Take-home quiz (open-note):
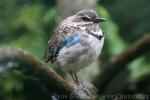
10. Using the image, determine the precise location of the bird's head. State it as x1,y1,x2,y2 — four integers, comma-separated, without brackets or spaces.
73,9,105,25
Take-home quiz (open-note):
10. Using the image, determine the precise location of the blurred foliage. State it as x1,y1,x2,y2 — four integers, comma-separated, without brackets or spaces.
0,70,24,100
0,0,57,99
100,0,150,81
97,2,150,89
0,70,50,100
0,0,57,58
103,0,150,42
0,0,149,99
95,5,127,57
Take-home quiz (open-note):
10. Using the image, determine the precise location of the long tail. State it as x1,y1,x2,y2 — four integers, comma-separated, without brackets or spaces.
44,58,50,63
44,59,67,79
53,67,67,79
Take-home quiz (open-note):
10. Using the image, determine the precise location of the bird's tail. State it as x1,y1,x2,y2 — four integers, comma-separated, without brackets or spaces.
53,67,67,79
44,57,67,79
44,58,50,63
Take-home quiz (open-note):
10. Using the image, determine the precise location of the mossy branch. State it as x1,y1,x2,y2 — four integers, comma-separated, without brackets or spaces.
0,48,82,100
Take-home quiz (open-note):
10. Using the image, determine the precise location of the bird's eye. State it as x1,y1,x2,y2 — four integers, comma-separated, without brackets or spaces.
82,17,91,21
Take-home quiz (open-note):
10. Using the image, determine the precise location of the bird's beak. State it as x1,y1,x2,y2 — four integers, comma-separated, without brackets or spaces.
93,17,106,23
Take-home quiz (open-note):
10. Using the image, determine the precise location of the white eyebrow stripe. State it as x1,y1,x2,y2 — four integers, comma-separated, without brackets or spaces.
80,15,90,19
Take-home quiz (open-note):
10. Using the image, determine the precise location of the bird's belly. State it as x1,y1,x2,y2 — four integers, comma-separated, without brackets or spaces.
55,36,104,73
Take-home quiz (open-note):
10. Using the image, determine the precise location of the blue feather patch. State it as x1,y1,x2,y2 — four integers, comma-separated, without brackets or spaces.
65,32,81,47
51,32,81,59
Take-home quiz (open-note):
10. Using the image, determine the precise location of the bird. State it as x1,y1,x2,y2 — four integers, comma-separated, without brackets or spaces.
44,9,105,86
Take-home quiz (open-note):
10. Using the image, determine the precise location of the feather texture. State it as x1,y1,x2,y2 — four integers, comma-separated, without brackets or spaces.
44,23,80,63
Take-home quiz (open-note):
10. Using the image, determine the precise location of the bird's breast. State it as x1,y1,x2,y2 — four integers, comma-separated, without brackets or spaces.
81,32,104,59
54,31,104,73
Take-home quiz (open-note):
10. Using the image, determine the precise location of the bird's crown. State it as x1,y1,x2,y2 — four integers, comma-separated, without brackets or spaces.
75,9,105,23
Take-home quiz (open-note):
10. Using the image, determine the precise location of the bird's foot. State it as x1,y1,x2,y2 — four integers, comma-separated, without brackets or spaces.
74,82,93,97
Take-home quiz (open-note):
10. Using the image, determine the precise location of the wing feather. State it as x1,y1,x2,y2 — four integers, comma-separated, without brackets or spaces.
44,25,79,63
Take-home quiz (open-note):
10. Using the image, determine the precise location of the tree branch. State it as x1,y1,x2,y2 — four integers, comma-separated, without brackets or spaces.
95,34,150,94
0,48,81,100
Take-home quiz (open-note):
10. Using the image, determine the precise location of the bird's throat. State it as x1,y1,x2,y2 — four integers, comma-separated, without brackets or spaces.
86,29,103,40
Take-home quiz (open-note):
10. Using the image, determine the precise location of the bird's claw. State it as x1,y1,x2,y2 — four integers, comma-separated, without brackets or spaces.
74,83,92,97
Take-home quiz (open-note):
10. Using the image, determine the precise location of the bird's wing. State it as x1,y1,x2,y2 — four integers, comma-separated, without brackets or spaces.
44,25,80,63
